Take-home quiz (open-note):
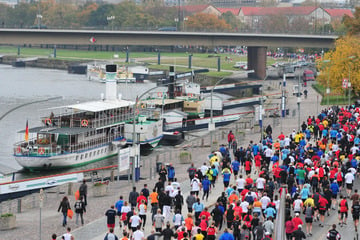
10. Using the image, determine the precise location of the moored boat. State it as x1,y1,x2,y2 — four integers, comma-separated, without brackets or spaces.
13,65,162,170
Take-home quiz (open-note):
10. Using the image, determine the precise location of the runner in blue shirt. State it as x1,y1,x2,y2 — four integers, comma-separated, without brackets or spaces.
231,160,240,180
201,176,211,201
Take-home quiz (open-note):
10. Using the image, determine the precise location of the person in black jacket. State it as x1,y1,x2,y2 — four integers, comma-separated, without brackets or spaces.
211,202,223,230
174,190,184,213
58,196,71,227
129,187,139,208
79,179,88,206
74,196,86,225
162,223,174,240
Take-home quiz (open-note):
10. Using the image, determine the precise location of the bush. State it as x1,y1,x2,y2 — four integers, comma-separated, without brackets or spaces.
179,151,192,164
93,180,109,187
0,213,13,218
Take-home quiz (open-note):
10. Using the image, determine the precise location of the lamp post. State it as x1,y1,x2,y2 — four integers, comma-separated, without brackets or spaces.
322,59,331,106
210,77,227,151
174,18,179,30
297,96,301,132
347,56,355,107
132,82,175,187
36,14,42,29
183,17,188,31
107,16,115,30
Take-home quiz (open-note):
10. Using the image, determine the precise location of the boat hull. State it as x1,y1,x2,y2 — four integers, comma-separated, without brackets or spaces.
15,144,120,171
159,132,184,146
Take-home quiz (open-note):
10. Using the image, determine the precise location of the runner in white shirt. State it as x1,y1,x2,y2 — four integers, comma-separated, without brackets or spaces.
132,227,145,240
256,177,266,191
200,163,209,176
260,193,271,210
304,158,312,166
165,183,174,195
62,227,74,240
236,175,246,191
351,146,359,154
240,201,249,213
191,177,201,196
293,196,303,213
284,136,291,147
345,170,355,196
130,213,142,232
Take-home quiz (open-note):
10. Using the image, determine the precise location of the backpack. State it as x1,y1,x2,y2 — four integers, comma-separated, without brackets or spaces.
245,195,254,204
328,229,339,240
305,207,313,218
254,226,265,240
75,201,83,213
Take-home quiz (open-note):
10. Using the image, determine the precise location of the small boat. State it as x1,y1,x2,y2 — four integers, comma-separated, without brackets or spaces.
159,131,184,146
87,63,146,83
124,115,163,155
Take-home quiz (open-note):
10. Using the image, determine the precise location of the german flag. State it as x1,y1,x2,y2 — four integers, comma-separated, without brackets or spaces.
25,120,29,142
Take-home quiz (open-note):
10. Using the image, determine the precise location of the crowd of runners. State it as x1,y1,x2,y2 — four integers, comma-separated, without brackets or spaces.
58,105,360,240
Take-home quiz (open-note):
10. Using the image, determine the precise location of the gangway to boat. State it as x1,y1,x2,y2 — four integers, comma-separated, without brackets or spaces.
200,83,262,94
15,57,39,62
13,57,39,67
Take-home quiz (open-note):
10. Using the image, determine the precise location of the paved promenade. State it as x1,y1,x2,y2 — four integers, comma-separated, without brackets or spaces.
1,77,325,240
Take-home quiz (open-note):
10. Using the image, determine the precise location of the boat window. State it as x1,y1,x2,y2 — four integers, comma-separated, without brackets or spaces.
85,153,88,158
76,156,79,161
38,134,50,145
101,149,103,153
97,150,100,155
89,152,92,157
81,154,83,160
93,151,96,156
110,146,113,151
104,149,107,153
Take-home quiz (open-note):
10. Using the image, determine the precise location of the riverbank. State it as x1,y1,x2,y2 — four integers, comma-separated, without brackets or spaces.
0,76,322,239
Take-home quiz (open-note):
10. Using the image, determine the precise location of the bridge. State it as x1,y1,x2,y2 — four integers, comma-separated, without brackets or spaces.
0,29,337,79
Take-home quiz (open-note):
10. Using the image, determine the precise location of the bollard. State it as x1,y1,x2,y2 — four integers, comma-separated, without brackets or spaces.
110,169,115,182
68,182,73,195
150,157,153,180
201,138,204,147
33,195,36,208
17,199,21,213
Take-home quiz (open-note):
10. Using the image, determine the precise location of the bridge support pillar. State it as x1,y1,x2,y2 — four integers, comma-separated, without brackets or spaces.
247,46,267,79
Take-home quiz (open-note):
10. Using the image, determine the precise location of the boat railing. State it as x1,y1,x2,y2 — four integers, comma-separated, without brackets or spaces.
68,133,123,152
40,113,134,129
90,113,133,128
14,133,124,156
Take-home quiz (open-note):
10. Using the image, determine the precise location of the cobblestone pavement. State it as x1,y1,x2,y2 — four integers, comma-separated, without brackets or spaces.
1,77,323,240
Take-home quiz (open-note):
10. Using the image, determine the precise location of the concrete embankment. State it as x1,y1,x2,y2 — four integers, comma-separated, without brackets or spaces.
0,55,88,71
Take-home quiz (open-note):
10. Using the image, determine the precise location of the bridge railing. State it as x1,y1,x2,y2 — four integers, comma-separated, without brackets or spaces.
274,185,287,240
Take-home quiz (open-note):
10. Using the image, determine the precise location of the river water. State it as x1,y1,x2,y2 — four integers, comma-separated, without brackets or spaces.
0,65,157,177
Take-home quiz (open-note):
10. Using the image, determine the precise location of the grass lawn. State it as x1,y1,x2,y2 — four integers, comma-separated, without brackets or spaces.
312,83,353,105
0,45,277,78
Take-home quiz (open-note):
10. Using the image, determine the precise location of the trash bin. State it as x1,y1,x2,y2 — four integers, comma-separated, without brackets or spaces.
156,162,163,173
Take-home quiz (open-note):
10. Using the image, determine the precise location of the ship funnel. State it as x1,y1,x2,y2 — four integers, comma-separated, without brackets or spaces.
168,66,175,99
105,64,117,100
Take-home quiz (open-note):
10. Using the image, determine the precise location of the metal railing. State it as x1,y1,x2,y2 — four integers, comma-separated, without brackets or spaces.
274,185,287,240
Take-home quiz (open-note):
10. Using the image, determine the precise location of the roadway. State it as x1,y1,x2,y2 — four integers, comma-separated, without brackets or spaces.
0,29,336,48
